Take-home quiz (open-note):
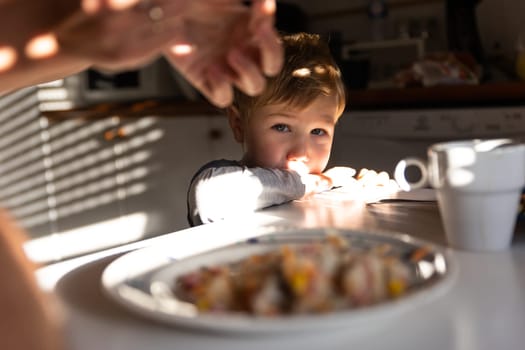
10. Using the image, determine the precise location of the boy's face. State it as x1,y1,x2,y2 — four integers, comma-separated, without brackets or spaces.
233,94,340,174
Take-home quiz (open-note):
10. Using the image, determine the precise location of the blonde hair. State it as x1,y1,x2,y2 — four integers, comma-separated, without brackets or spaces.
229,32,346,119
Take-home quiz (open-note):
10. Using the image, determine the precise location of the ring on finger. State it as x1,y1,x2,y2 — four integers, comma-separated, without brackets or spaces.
136,0,164,22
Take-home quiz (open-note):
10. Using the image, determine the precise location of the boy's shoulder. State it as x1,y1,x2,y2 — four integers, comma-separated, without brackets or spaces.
190,159,241,183
196,159,241,173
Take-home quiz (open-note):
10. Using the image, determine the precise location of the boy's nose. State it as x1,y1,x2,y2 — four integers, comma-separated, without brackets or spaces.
287,155,308,164
287,144,309,163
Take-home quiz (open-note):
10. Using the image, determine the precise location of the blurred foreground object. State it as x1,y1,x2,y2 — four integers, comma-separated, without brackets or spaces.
0,209,65,350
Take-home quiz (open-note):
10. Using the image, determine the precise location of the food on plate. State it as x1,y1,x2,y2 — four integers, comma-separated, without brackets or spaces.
174,233,420,316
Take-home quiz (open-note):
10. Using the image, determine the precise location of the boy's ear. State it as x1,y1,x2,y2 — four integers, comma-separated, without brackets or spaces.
227,106,244,143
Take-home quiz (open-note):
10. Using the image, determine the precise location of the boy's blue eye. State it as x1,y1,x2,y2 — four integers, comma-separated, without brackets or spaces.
311,128,327,136
272,124,290,132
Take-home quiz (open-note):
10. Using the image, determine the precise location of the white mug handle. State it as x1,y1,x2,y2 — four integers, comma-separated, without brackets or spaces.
394,157,429,191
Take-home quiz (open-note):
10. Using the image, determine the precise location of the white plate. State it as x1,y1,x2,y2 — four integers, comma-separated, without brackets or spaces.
102,227,456,334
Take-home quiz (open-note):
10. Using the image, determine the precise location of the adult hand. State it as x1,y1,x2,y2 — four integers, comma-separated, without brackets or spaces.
1,0,283,107
163,0,283,107
54,0,188,70
55,0,283,108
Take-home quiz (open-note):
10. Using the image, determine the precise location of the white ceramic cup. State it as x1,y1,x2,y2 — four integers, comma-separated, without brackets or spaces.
394,138,525,252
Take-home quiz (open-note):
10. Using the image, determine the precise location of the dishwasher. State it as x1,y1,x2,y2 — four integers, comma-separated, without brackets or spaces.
329,105,525,176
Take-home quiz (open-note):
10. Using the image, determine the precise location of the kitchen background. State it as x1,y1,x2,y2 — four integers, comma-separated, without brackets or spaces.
1,0,525,263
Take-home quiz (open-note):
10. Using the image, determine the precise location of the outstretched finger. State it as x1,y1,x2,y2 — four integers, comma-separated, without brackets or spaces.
250,0,283,76
202,65,234,108
227,48,266,96
164,45,232,108
256,24,283,76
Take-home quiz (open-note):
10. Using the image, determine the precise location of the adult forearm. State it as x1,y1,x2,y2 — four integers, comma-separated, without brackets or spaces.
0,0,86,94
0,55,90,95
0,0,80,42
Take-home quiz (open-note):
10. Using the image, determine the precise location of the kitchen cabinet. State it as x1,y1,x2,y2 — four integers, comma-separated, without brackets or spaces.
0,89,240,262
18,115,136,261
47,117,124,235
42,113,239,260
118,114,241,239
0,88,55,239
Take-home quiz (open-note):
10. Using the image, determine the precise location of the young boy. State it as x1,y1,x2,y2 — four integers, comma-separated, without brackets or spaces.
187,32,392,226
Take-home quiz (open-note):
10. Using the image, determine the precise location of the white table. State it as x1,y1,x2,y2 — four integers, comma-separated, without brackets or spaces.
37,190,525,350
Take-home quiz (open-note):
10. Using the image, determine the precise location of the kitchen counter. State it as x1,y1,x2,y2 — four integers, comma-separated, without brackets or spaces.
347,81,525,109
42,82,525,121
36,189,525,350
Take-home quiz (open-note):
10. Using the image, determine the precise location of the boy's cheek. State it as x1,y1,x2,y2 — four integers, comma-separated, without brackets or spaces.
246,150,284,169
